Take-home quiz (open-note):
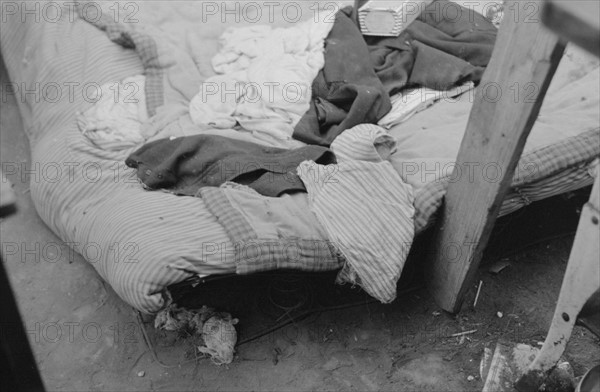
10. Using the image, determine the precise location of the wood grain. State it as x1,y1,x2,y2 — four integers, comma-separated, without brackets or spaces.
426,0,566,313
543,0,600,57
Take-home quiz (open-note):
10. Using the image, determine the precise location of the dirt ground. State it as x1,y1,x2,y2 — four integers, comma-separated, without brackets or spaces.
1,60,599,392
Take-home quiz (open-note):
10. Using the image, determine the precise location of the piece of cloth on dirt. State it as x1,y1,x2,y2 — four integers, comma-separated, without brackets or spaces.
199,315,239,365
188,17,333,144
292,8,392,147
199,183,342,275
366,0,497,95
125,134,336,197
76,75,150,151
298,124,415,303
154,300,238,365
378,82,475,129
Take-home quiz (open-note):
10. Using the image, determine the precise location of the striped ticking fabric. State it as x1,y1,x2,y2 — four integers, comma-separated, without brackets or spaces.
0,5,234,314
413,129,600,232
1,1,598,312
331,124,398,162
299,125,416,303
75,2,164,116
200,185,342,275
500,160,598,217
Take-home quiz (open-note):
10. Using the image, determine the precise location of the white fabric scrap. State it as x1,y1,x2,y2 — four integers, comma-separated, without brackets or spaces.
298,124,415,303
76,75,150,151
189,17,334,143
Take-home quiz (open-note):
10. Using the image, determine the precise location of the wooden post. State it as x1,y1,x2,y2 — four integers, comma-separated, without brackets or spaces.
542,0,600,57
426,0,566,313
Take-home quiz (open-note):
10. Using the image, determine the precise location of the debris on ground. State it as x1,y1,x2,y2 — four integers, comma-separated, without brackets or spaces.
154,293,239,365
450,329,478,338
198,314,239,365
473,280,483,308
481,343,576,392
489,260,512,275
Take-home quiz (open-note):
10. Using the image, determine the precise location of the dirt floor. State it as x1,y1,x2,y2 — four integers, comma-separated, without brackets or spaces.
1,60,599,392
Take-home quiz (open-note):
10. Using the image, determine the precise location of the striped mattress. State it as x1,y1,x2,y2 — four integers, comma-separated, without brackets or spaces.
1,1,598,313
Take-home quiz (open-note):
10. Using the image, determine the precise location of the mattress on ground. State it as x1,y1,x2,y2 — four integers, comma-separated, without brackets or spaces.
1,1,598,313
0,1,356,314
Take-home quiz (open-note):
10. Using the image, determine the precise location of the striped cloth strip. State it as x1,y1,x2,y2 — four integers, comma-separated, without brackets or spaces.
299,124,415,303
414,129,600,232
500,161,598,217
75,1,164,116
200,185,342,275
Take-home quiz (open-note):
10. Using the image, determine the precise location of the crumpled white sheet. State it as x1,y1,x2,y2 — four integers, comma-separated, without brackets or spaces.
76,75,150,151
189,17,334,144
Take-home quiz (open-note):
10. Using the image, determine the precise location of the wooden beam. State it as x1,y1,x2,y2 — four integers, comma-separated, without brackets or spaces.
426,0,566,313
542,0,600,57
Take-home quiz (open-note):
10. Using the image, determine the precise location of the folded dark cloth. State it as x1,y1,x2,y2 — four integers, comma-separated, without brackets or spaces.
125,135,336,197
292,8,392,147
367,0,497,95
293,1,497,146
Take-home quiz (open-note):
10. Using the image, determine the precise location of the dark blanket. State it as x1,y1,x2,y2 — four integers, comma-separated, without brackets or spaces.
292,9,392,146
367,0,498,95
292,9,392,147
125,135,336,197
292,0,497,146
